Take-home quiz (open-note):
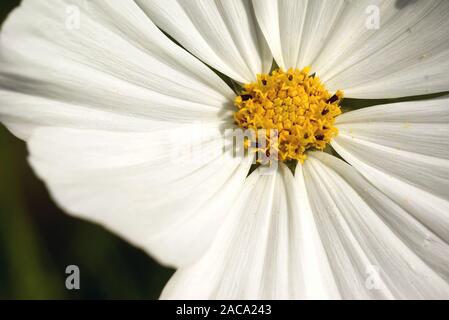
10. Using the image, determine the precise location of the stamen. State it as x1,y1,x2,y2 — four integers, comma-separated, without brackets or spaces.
234,67,343,163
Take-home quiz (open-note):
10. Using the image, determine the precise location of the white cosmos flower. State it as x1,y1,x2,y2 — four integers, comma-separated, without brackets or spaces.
1,0,449,300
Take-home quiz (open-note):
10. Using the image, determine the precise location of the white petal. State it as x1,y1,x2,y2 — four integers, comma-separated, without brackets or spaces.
137,0,272,83
304,152,449,299
310,152,449,284
253,0,345,71
162,164,340,299
336,97,449,125
27,125,252,268
254,0,449,98
0,0,233,138
0,90,165,140
318,0,449,98
332,98,449,245
294,164,341,299
0,0,250,269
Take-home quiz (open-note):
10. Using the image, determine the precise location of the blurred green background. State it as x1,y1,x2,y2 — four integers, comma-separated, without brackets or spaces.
0,0,174,299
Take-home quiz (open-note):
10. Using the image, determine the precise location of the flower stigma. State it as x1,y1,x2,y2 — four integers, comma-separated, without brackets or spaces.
234,67,343,163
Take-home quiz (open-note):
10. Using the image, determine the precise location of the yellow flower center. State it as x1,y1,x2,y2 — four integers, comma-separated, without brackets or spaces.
234,67,343,163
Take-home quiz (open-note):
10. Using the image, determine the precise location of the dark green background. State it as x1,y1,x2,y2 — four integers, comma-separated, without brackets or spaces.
0,0,174,299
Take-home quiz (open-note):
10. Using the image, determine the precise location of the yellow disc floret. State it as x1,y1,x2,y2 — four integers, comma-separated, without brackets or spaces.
234,67,343,163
